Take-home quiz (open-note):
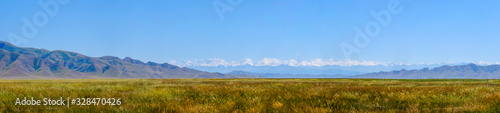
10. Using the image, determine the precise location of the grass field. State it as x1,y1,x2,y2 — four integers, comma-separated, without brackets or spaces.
2,79,500,112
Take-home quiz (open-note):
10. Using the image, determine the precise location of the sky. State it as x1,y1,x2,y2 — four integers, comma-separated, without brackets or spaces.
1,0,500,65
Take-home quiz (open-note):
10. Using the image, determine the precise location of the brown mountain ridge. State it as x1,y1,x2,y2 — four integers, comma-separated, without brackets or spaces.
0,41,256,79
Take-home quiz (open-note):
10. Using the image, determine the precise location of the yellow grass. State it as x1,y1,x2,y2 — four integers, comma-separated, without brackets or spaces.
1,79,500,112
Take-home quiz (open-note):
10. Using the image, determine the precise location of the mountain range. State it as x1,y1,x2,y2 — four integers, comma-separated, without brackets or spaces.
228,64,500,79
183,62,454,76
351,64,500,79
2,40,500,79
0,41,256,79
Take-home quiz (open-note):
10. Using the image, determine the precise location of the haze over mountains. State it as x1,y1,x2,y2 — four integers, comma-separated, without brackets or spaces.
172,58,470,75
0,41,255,79
174,57,500,79
227,63,500,79
352,64,500,79
228,70,350,78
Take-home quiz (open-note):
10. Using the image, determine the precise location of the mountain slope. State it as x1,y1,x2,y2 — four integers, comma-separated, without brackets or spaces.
0,41,256,79
351,64,500,79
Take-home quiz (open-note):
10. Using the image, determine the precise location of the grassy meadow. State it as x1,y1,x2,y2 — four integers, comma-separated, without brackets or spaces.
1,79,500,112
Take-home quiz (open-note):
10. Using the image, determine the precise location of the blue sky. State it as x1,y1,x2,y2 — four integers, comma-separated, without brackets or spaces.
1,0,499,65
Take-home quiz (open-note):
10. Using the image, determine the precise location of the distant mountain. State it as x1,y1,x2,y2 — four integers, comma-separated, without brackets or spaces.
351,64,500,79
192,65,364,75
172,58,453,76
0,41,256,79
228,70,349,78
186,63,451,76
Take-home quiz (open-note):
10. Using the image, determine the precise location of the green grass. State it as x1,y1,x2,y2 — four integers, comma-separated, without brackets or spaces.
1,79,500,112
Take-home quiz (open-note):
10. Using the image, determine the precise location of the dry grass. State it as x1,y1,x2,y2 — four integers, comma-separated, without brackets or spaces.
1,79,500,112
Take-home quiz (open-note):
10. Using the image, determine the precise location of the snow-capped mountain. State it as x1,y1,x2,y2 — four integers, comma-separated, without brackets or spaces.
169,58,477,76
